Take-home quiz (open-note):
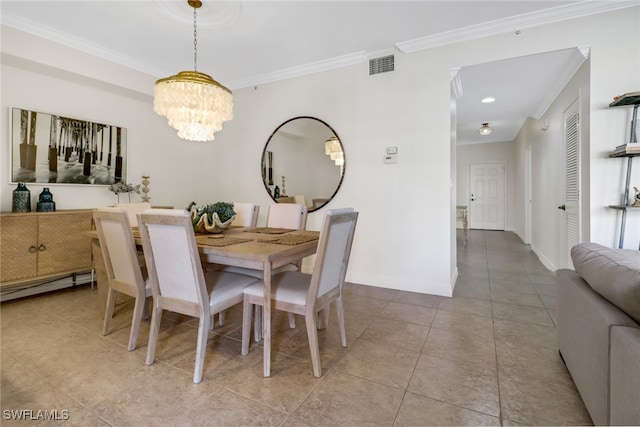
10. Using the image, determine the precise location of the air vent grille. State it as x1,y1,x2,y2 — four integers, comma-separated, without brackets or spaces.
369,55,394,75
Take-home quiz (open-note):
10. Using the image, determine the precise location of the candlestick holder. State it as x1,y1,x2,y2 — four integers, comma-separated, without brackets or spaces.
141,175,151,202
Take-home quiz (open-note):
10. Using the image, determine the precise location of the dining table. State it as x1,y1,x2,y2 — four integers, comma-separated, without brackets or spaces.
85,225,320,377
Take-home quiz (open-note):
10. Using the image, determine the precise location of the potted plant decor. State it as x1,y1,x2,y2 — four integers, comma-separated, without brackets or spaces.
191,202,236,234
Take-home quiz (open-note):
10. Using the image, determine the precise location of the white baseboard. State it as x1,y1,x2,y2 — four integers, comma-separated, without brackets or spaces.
531,244,557,272
1,273,94,302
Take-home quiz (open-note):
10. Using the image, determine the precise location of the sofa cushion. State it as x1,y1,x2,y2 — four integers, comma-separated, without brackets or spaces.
571,243,640,324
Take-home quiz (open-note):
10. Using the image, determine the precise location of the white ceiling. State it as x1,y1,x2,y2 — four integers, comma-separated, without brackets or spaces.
1,1,633,144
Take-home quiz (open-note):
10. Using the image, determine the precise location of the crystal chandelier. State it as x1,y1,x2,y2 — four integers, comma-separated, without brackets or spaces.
153,0,233,142
478,122,493,135
325,136,344,166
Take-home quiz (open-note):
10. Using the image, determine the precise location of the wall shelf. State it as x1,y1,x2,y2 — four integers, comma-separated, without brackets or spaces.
607,91,640,249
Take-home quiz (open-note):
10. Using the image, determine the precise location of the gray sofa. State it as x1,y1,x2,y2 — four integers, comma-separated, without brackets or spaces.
557,243,640,426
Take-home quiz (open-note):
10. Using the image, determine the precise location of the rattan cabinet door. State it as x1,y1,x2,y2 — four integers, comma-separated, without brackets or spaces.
37,212,93,276
0,215,38,282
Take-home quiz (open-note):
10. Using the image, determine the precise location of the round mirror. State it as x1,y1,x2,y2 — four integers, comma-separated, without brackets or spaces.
261,117,345,212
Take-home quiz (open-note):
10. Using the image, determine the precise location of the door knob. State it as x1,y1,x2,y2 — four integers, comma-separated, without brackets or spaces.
558,204,566,211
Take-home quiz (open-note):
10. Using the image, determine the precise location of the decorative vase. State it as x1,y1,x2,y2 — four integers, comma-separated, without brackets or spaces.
36,187,56,212
12,182,31,212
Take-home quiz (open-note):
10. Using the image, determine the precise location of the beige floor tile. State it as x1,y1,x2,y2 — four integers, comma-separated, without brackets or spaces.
276,325,350,374
334,339,420,389
294,370,405,426
176,388,289,426
431,309,494,338
408,354,500,417
493,318,557,350
422,327,497,370
380,301,437,325
491,301,554,326
361,318,429,352
92,362,221,426
344,282,397,300
499,370,592,425
438,295,493,317
496,341,574,388
1,383,108,426
213,351,322,413
489,288,545,307
452,282,491,300
394,392,501,426
343,293,389,315
392,291,443,308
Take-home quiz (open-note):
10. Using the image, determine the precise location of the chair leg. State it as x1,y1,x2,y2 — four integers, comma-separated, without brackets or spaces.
219,310,226,326
317,307,330,330
145,305,163,366
142,296,150,321
305,312,322,377
102,288,117,336
254,305,262,342
193,315,209,384
128,294,146,351
336,296,347,348
288,312,297,329
241,295,253,356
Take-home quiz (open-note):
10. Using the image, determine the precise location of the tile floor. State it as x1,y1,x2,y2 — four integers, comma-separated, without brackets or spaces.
0,230,593,426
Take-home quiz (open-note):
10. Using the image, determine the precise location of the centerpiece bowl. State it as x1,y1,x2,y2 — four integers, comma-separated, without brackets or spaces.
190,202,236,234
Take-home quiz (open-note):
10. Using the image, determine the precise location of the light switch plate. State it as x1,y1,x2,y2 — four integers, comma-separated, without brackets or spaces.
386,146,398,155
384,154,398,164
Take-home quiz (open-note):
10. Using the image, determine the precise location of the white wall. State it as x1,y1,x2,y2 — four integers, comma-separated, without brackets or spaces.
456,141,515,231
2,6,639,297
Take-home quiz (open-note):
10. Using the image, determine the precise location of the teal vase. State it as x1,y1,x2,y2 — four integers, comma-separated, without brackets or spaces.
12,183,31,212
36,187,56,212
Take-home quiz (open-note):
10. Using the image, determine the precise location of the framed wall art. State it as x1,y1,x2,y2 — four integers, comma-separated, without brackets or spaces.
10,107,127,185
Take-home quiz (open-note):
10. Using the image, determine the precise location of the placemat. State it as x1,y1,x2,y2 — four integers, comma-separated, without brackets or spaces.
246,227,296,234
258,234,319,245
196,236,252,247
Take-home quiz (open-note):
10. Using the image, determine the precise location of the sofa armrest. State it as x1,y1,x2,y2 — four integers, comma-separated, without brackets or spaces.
610,326,640,426
557,269,638,426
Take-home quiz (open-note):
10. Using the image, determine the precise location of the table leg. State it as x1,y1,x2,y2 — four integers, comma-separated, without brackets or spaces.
263,262,272,377
91,239,108,315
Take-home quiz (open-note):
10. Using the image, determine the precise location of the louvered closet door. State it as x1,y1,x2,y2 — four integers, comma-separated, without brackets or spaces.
560,99,581,269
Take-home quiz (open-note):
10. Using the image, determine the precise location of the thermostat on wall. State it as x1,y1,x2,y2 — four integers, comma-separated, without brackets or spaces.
386,146,398,154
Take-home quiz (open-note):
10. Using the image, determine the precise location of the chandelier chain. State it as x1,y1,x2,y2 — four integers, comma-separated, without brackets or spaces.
193,5,198,71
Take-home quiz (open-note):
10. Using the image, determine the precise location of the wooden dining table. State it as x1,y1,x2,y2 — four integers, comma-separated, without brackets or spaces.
86,226,320,377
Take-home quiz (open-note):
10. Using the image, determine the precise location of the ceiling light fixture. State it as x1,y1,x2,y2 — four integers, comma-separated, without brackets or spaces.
478,122,493,135
153,0,233,142
325,137,344,166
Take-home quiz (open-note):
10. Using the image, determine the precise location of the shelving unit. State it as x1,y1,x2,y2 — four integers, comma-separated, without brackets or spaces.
607,92,640,249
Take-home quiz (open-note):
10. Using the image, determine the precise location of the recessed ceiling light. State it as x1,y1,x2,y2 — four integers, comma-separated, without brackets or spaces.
481,97,496,103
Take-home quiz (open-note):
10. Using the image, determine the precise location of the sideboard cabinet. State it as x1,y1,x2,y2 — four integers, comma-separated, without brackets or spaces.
0,210,93,288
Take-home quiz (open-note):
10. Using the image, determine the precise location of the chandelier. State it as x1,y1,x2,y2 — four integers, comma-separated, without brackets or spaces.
325,136,344,166
478,122,493,135
153,0,233,142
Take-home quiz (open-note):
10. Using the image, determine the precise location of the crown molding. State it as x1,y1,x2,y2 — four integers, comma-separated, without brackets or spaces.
0,13,168,78
396,1,639,53
226,51,367,90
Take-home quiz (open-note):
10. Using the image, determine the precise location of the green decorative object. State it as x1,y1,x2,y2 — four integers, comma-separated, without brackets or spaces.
36,187,56,212
191,202,236,234
12,182,31,212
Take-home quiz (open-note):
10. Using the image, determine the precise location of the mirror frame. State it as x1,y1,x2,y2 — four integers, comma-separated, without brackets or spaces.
260,116,345,212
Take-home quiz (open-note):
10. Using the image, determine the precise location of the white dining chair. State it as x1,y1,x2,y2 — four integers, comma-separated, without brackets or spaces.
220,203,309,333
137,209,259,384
230,202,260,227
114,202,151,227
93,207,151,351
241,208,358,377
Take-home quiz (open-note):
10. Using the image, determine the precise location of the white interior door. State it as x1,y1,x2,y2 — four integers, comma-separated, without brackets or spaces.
559,99,581,269
469,162,505,230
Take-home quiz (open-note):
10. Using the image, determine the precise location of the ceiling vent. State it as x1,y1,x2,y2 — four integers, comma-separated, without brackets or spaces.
369,54,394,76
